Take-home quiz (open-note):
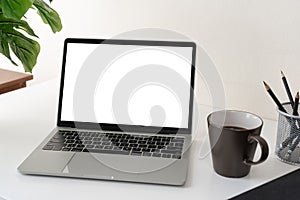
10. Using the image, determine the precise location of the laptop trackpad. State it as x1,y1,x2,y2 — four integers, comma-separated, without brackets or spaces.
64,152,176,176
62,153,187,185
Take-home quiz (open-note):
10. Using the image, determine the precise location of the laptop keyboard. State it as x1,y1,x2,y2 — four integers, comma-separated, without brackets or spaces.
42,130,184,159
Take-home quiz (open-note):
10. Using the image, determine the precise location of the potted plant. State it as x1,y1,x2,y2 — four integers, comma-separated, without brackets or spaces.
0,0,62,73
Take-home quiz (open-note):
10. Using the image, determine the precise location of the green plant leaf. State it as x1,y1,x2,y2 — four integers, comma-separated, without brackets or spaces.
1,0,33,19
0,31,17,66
7,29,40,72
0,15,38,38
0,14,40,72
33,0,62,33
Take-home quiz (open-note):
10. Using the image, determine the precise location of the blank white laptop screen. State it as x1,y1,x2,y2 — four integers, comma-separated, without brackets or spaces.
60,42,193,129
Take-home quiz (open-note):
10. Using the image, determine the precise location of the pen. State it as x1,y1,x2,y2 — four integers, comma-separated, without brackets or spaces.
281,71,294,107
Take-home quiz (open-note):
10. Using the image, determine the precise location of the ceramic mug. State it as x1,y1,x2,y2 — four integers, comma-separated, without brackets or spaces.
207,110,269,178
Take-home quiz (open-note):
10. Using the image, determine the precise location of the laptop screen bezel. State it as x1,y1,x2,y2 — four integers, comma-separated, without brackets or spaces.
57,38,196,134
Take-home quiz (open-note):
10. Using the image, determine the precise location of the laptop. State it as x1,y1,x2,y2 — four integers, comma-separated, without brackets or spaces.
18,38,196,186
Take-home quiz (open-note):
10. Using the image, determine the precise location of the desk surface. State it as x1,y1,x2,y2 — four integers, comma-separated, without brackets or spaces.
0,80,298,200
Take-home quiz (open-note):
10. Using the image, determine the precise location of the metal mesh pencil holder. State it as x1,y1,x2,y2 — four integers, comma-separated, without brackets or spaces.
276,102,300,165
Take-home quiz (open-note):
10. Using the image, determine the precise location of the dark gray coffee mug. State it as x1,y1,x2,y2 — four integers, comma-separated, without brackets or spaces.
207,110,269,178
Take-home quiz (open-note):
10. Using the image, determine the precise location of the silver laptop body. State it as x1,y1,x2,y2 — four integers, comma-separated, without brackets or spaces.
18,38,196,186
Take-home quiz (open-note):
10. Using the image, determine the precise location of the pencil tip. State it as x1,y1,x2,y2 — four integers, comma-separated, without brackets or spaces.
281,70,285,77
297,92,299,98
263,81,270,90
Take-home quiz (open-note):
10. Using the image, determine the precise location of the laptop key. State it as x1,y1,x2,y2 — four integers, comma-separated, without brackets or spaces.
88,149,130,155
85,144,94,149
162,138,171,142
62,147,71,151
123,147,132,151
131,151,142,156
43,145,53,150
162,154,171,158
66,136,75,140
139,141,147,144
62,132,73,137
66,139,75,144
148,141,155,145
148,145,156,149
172,138,184,143
90,133,97,137
132,147,141,152
152,153,162,157
166,146,181,151
113,146,121,150
93,141,102,145
72,148,83,152
120,143,128,147
129,144,138,147
142,148,150,152
175,143,184,147
84,136,92,140
101,138,110,142
50,138,64,143
53,146,63,151
102,141,111,146
67,143,76,148
138,144,147,148
111,139,119,143
94,145,104,149
83,141,92,145
172,154,181,159
142,152,152,157
161,149,181,154
76,144,85,148
53,134,65,140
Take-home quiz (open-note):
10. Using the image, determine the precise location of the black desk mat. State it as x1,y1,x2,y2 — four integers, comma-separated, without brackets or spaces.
230,168,300,200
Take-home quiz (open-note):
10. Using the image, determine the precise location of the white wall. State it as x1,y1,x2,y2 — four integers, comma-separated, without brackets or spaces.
1,0,300,120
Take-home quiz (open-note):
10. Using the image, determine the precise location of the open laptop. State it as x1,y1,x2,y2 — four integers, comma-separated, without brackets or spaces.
18,38,196,186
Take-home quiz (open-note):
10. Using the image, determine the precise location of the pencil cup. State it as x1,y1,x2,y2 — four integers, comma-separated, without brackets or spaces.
276,103,300,165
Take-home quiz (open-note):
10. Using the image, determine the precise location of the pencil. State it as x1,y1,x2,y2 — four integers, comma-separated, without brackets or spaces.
263,81,287,113
281,71,294,107
286,135,300,157
293,92,299,116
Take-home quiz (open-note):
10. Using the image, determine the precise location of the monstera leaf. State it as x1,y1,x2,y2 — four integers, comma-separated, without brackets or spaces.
0,14,40,72
0,0,62,73
33,0,62,33
1,0,33,19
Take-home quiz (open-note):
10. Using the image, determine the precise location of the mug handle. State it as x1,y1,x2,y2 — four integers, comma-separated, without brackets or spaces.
243,135,269,165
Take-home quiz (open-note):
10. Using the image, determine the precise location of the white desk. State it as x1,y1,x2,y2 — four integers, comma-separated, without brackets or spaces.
0,80,298,200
